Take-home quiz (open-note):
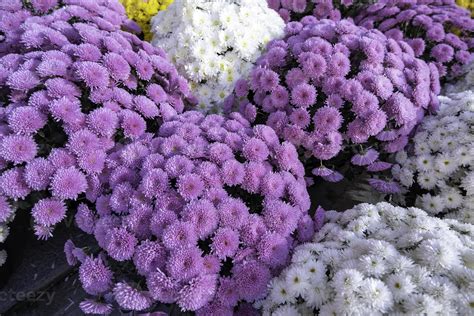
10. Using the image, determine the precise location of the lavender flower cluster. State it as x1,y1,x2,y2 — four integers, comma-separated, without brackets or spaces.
354,0,474,79
0,0,194,240
69,111,311,314
225,18,440,190
266,0,353,23
0,0,141,57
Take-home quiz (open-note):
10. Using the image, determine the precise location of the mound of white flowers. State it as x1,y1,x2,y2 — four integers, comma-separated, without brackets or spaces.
151,0,284,113
392,91,474,224
257,202,474,315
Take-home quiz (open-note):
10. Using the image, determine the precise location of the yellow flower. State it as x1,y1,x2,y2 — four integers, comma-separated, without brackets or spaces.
120,0,174,41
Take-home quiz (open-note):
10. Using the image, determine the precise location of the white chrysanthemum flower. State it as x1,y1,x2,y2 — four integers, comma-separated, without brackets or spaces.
151,0,284,113
385,273,416,302
441,188,464,209
359,255,387,277
301,260,326,284
285,266,311,297
418,194,445,215
260,203,474,315
301,282,329,309
358,278,393,312
268,279,295,306
331,269,364,293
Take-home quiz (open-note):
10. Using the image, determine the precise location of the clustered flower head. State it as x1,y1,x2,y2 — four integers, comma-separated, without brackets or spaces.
267,0,353,23
73,111,311,313
354,0,474,80
226,18,440,188
150,0,285,113
258,202,474,315
0,0,141,57
120,0,174,41
392,91,474,224
0,0,194,240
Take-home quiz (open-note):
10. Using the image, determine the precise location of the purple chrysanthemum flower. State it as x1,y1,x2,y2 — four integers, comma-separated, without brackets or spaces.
103,52,130,81
79,299,113,315
233,260,271,302
6,70,40,91
87,108,118,137
313,106,343,132
50,167,87,200
291,83,316,107
351,149,379,166
24,158,54,190
217,198,249,230
104,227,137,261
146,269,181,303
0,135,37,164
31,198,66,227
216,277,239,308
121,110,146,139
0,167,31,200
79,256,113,295
113,282,152,311
8,106,47,135
75,203,95,234
366,161,393,172
162,221,197,250
133,240,166,276
211,227,240,259
166,246,203,281
182,199,218,239
368,178,401,194
177,274,218,312
177,173,205,200
76,61,110,89
256,232,289,267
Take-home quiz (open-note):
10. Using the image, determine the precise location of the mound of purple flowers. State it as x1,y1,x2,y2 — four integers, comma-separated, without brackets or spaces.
354,0,474,79
0,0,141,57
267,0,353,23
0,0,195,239
69,111,311,314
225,18,440,190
